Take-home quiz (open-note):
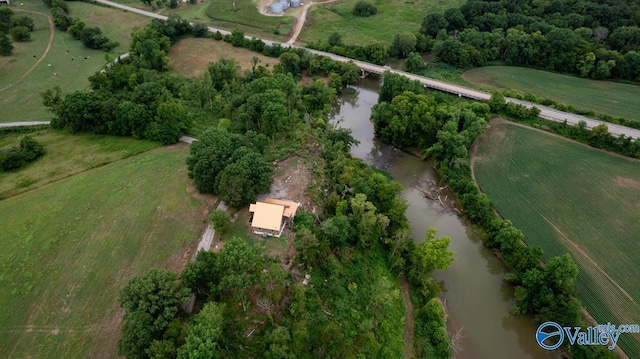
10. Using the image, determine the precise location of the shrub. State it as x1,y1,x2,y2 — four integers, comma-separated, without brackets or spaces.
209,209,231,233
10,26,30,42
352,1,377,17
0,136,45,172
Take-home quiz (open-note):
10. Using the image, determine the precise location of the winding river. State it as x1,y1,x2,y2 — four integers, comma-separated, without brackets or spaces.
329,77,558,359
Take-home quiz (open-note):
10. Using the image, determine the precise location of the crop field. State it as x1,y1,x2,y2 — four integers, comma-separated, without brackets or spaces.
0,145,212,358
462,66,640,121
0,129,159,199
473,120,640,357
168,37,279,77
0,1,148,123
299,0,465,45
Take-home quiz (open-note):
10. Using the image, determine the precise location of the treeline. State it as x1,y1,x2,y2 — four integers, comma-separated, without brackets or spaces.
0,136,45,172
372,72,616,359
41,16,227,144
423,0,640,81
41,0,118,51
0,7,36,56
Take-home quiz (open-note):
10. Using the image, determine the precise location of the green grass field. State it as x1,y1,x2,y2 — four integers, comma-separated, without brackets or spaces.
299,0,465,45
473,121,640,357
0,129,159,199
0,145,212,358
67,2,151,54
161,0,292,41
0,2,148,123
462,66,640,121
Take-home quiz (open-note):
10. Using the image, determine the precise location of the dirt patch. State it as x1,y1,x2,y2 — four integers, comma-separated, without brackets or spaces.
86,307,124,359
460,70,501,89
186,184,218,207
399,275,415,359
613,176,640,190
260,156,313,210
470,118,508,182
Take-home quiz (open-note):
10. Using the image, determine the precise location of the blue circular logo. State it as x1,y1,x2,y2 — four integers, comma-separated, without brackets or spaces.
536,321,564,350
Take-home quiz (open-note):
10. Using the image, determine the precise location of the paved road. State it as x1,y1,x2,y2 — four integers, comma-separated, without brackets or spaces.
0,121,51,128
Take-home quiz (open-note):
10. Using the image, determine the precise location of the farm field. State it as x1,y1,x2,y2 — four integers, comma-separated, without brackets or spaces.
462,66,640,121
0,145,213,358
473,120,640,357
0,129,159,199
168,37,279,77
299,0,465,45
0,1,148,123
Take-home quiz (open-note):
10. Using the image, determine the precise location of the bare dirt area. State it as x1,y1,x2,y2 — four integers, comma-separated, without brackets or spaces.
259,156,314,210
614,175,640,190
167,38,279,78
399,275,415,359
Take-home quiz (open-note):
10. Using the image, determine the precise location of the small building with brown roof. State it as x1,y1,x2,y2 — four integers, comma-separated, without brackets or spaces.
249,198,299,237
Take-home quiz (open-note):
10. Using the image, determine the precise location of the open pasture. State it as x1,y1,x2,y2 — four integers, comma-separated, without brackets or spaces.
473,120,640,357
0,1,148,123
0,129,159,199
0,145,212,358
299,0,465,45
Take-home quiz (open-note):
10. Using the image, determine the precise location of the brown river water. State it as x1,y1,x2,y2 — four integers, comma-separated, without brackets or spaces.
328,76,559,359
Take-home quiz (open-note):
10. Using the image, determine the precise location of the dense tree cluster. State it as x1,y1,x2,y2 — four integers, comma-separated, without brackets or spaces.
187,128,273,208
67,18,119,51
352,1,377,17
372,72,616,358
422,0,640,81
42,17,203,144
0,136,45,172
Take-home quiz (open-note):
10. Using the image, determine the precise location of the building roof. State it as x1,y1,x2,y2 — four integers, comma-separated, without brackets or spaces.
263,198,299,218
249,202,285,231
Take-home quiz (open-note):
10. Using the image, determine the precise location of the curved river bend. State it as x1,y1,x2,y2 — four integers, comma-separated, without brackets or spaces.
329,77,557,359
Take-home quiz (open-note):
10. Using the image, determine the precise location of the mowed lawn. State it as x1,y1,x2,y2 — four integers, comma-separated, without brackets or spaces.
0,129,159,199
168,37,279,77
299,0,465,45
0,145,212,358
462,66,640,121
0,1,148,123
473,121,640,357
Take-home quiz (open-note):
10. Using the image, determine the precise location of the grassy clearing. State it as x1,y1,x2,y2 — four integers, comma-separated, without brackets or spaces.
299,0,465,45
67,2,151,54
462,66,640,121
473,121,640,357
0,145,213,358
0,129,160,199
168,37,279,77
161,0,292,41
0,1,148,123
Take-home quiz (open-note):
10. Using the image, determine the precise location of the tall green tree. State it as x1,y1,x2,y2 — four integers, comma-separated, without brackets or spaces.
177,302,224,359
186,128,244,193
0,32,12,56
218,151,273,208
